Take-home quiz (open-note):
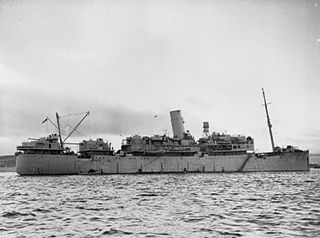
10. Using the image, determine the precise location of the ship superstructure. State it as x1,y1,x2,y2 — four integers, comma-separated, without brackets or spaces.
198,131,254,155
16,134,64,155
121,134,198,156
121,110,254,156
121,110,198,156
79,138,114,158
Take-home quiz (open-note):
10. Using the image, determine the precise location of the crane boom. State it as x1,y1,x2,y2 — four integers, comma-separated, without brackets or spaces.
56,112,64,150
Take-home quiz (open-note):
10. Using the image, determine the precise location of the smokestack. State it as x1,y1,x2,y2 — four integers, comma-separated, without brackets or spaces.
170,110,185,139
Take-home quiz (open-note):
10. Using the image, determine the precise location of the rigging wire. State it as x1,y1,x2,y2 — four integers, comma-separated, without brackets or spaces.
59,118,87,138
46,120,49,133
41,112,89,142
59,111,89,118
88,112,92,139
43,119,56,134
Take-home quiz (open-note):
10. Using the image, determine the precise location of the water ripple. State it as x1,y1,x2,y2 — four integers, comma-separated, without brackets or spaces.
0,171,320,237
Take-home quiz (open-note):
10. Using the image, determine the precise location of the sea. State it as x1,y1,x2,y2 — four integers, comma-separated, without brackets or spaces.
0,170,319,238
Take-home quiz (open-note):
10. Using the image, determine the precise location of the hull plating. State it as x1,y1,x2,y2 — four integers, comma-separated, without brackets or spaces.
16,151,310,175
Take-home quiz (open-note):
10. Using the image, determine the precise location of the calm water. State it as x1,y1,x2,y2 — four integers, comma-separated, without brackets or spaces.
1,171,320,238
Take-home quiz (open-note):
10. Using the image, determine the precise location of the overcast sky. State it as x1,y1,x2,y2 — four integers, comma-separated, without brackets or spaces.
1,0,320,154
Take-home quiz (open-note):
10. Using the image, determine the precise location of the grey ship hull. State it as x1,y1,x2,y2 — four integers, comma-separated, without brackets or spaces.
16,151,309,175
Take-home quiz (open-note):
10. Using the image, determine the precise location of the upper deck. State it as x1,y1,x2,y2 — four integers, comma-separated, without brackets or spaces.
17,134,63,154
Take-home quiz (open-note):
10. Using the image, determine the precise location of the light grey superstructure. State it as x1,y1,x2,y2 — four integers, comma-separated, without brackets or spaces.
16,90,310,175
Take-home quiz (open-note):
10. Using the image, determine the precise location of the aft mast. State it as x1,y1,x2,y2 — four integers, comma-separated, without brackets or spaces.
262,88,275,152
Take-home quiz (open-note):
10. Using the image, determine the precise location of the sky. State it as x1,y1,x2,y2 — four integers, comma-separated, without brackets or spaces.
1,0,320,154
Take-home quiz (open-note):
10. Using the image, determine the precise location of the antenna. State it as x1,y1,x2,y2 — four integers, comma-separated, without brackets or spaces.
262,88,275,152
56,112,64,150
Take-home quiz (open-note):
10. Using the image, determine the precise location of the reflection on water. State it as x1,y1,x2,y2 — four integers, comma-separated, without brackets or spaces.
1,170,320,237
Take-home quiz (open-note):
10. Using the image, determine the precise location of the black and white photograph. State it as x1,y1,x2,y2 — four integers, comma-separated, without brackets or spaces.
0,0,319,237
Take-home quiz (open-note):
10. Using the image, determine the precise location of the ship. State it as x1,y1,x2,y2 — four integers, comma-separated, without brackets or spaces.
15,89,309,175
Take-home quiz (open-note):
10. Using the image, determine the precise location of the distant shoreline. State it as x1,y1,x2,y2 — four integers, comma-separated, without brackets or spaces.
0,167,16,172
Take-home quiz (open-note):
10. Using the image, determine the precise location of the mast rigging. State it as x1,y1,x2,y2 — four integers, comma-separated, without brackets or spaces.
63,111,90,143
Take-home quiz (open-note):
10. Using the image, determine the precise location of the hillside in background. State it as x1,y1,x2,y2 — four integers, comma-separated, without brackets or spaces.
0,155,16,167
